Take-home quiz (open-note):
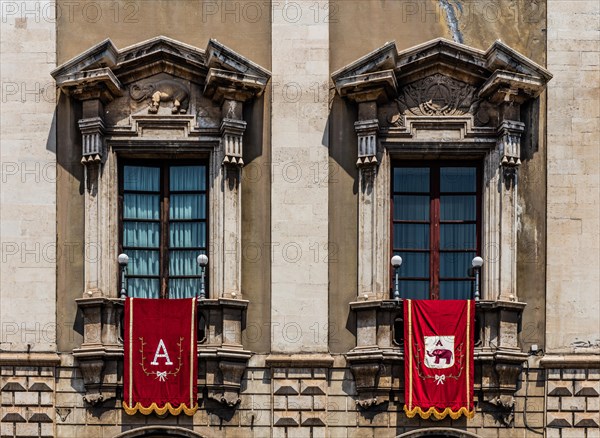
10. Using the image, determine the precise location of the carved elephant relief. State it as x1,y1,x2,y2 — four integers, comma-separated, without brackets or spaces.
130,79,190,114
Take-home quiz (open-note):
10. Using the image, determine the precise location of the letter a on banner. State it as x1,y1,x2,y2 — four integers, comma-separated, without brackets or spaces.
123,298,198,416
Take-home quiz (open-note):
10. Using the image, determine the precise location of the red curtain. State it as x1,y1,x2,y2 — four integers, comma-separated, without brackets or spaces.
404,299,475,419
123,297,198,416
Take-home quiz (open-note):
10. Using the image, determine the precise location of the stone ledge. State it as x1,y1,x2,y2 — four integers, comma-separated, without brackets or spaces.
265,354,335,368
0,353,60,366
540,354,600,368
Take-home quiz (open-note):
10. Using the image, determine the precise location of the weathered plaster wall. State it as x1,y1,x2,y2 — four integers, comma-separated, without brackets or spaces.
546,0,600,353
0,0,57,353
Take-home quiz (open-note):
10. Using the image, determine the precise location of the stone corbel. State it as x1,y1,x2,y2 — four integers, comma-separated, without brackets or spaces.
346,300,403,408
73,297,124,405
198,298,252,407
497,120,524,186
476,300,528,426
79,116,106,165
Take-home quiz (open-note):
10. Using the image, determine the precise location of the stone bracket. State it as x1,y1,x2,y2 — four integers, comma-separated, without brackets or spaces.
74,297,124,405
198,298,251,407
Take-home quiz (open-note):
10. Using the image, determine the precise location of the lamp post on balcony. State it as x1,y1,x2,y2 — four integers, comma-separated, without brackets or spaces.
197,254,208,300
118,253,129,299
472,256,483,301
391,255,403,300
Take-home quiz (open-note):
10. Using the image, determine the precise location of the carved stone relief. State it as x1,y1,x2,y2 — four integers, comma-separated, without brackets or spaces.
130,79,190,114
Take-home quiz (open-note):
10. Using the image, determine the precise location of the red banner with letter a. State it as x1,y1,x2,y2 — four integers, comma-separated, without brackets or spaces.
123,297,198,416
404,299,475,420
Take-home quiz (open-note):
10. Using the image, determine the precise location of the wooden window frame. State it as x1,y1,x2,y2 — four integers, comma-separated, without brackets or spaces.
390,160,482,300
118,158,209,299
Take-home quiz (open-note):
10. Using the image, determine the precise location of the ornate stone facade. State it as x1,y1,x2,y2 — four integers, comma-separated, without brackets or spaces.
1,1,598,437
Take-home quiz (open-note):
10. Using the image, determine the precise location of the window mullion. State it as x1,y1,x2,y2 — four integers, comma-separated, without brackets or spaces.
430,165,440,300
160,164,170,299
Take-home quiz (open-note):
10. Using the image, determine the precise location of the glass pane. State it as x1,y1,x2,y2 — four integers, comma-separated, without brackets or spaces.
124,194,160,220
124,166,160,192
440,281,473,300
128,278,160,299
398,280,429,300
393,224,429,250
123,222,160,248
393,167,429,193
440,167,476,192
170,166,206,191
170,194,206,220
169,250,201,276
441,224,477,250
169,222,206,248
395,251,429,279
127,250,159,276
441,195,476,221
440,252,476,278
169,279,201,299
393,195,429,221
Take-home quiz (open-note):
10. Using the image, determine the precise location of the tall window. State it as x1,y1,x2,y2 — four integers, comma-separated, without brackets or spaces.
120,161,208,299
391,162,480,300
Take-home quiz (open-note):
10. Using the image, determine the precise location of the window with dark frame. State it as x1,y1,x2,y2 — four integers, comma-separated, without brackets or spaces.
119,160,208,299
391,162,481,300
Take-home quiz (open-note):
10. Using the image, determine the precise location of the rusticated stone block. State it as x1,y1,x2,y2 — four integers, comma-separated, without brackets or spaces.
14,392,39,406
300,379,326,395
574,381,600,396
273,411,300,427
561,396,587,411
301,412,326,427
1,381,26,392
1,412,26,423
574,412,600,428
547,411,573,428
547,369,562,380
287,395,313,411
588,397,600,411
563,369,587,380
548,381,573,396
274,379,299,395
28,382,53,392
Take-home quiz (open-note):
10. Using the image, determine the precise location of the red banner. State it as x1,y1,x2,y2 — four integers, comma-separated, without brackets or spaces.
404,299,475,420
123,298,198,416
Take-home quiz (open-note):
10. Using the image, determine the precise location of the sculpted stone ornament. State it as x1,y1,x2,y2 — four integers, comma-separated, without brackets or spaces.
130,79,190,114
395,74,477,118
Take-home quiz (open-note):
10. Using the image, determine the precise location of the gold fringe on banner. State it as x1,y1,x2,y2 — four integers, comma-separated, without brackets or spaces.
404,405,475,420
123,401,198,416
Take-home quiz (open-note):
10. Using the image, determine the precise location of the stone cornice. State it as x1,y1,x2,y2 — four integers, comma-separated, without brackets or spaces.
540,354,600,368
0,352,61,366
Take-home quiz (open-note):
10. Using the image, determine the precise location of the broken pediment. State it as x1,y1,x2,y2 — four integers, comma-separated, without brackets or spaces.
51,36,271,105
332,38,552,107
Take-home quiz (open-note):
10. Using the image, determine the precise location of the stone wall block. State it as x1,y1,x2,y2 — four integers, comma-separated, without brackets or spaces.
561,396,587,411
274,379,300,395
14,392,39,406
548,381,574,396
273,411,300,427
574,381,600,396
547,411,574,427
287,395,313,411
588,397,600,411
574,412,600,428
562,369,587,380
15,423,39,437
